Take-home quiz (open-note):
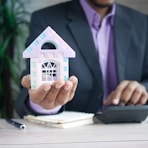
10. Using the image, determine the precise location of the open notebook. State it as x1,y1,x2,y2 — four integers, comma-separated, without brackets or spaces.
24,111,94,128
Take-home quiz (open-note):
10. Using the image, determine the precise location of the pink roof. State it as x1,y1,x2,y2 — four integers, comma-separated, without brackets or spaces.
23,26,75,58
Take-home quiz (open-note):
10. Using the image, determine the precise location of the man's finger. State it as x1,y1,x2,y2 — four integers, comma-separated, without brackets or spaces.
21,75,31,88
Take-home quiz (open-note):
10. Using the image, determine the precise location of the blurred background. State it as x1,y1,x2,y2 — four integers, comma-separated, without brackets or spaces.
26,0,148,14
0,0,148,118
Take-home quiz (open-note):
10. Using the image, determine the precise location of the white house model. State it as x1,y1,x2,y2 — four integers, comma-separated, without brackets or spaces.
23,26,75,90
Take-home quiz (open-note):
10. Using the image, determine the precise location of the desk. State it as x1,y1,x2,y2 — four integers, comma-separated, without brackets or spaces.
0,119,148,148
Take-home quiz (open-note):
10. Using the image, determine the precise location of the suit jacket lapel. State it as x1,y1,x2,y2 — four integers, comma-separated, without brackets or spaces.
114,4,132,81
67,1,103,85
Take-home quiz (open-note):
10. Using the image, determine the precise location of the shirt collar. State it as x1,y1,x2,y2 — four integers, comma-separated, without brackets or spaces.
79,0,116,29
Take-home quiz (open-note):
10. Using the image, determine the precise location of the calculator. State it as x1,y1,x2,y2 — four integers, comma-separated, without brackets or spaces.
93,105,148,123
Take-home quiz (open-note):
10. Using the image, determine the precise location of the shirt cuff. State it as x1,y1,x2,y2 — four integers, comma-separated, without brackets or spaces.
29,100,62,114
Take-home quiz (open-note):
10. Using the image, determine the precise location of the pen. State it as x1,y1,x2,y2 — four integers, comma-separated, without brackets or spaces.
6,118,27,130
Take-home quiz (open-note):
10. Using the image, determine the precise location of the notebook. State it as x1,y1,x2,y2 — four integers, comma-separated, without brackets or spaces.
24,111,94,128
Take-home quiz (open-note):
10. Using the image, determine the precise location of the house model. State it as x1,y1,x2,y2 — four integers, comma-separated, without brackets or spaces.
23,26,75,90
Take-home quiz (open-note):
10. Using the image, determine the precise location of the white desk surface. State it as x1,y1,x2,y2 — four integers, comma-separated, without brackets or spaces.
0,118,148,148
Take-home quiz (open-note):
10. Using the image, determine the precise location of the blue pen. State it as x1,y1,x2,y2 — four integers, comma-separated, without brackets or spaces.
6,118,27,130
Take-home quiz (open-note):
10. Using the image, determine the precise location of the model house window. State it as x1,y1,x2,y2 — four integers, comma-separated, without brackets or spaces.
41,42,56,49
41,61,58,81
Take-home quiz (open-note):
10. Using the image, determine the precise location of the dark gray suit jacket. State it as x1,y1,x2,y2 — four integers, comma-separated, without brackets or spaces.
15,0,148,118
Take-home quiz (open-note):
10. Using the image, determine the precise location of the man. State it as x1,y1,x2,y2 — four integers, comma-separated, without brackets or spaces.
15,0,148,118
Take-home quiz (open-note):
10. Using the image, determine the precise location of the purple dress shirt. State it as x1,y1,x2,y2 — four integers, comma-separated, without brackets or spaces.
80,0,118,100
29,0,118,114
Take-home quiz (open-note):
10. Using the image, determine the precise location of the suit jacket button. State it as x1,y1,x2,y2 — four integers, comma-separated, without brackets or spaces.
98,94,103,99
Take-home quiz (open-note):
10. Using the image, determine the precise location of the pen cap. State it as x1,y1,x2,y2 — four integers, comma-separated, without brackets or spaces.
20,124,27,130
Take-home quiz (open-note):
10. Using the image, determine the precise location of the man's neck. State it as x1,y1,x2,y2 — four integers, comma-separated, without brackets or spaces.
86,0,112,22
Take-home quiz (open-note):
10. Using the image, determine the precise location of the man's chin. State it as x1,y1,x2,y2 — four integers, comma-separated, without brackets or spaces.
88,0,114,8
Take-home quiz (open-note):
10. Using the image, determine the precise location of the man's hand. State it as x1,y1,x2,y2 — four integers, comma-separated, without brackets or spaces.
21,75,78,110
104,80,148,106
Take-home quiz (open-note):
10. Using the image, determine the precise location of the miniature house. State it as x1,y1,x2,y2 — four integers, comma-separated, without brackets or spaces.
23,26,75,90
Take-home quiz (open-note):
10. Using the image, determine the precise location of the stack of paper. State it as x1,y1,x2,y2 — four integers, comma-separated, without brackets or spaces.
24,111,94,128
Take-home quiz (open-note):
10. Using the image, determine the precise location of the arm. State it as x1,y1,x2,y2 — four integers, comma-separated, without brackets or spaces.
15,67,78,118
104,15,148,106
15,10,78,118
